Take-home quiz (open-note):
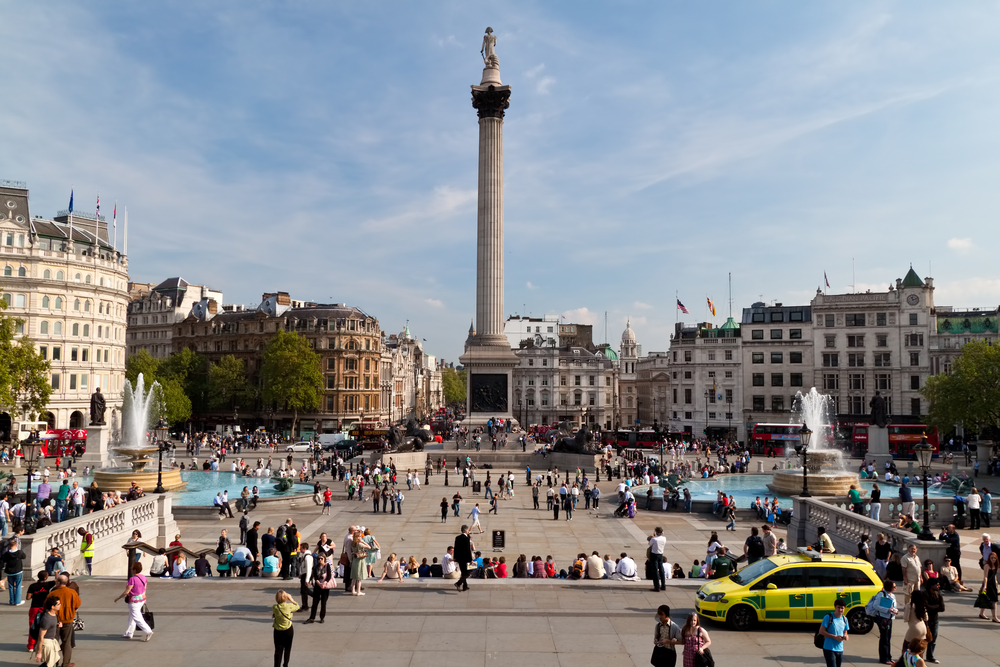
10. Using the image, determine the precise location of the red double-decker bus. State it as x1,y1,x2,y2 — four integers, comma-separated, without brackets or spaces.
852,424,939,459
750,423,801,455
605,429,661,449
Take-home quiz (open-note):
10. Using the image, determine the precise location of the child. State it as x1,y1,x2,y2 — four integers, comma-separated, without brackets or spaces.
776,538,787,553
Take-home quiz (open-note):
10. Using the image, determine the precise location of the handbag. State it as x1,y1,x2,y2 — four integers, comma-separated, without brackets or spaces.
650,645,675,667
694,648,715,667
141,604,155,630
974,591,993,609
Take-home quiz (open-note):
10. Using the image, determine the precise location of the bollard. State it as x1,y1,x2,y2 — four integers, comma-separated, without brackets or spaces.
445,469,449,486
565,470,570,485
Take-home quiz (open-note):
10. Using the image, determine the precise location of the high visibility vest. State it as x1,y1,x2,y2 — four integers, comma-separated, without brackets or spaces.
80,534,94,558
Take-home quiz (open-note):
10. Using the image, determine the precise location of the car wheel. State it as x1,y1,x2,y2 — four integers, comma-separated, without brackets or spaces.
846,607,873,635
726,604,757,631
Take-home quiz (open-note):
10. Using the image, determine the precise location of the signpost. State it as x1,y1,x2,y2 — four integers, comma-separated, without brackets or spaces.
492,530,505,552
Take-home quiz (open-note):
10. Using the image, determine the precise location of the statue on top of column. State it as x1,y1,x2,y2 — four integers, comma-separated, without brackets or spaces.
481,27,499,68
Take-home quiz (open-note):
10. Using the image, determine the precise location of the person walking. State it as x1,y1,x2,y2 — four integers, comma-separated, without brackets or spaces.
922,578,944,663
681,613,712,667
866,579,898,665
114,561,153,640
305,553,334,623
468,504,484,534
47,573,80,667
25,571,54,651
33,595,63,667
649,527,667,592
440,497,448,522
651,604,683,667
2,536,26,605
978,551,1000,621
453,525,474,592
818,598,850,667
271,590,298,667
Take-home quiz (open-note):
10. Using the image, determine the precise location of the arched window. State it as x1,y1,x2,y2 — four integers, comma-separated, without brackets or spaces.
84,300,90,312
40,321,48,334
17,267,26,277
56,271,64,280
72,323,79,336
85,275,91,284
74,273,81,282
42,296,50,308
43,269,51,279
15,294,25,307
99,277,104,286
74,299,80,311
55,297,63,309
99,303,103,314
54,322,62,335
3,266,10,277
83,324,90,337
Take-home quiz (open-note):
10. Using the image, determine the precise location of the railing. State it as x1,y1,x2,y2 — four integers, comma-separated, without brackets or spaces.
56,209,105,222
1,179,27,188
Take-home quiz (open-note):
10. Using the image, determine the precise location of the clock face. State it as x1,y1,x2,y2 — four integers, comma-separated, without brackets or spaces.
907,294,919,306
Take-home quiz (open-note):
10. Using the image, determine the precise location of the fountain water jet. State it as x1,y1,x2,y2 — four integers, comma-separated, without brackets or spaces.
767,387,860,497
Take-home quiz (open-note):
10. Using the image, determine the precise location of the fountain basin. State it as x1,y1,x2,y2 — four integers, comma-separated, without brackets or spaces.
768,469,859,497
93,467,187,493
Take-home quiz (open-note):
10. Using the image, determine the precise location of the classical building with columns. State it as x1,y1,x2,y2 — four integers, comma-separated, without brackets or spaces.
0,181,129,434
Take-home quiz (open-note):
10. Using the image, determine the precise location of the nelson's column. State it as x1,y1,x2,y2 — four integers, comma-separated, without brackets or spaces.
460,27,519,427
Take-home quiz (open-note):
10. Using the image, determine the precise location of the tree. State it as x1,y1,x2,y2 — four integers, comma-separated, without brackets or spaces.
922,340,1000,438
260,330,322,437
441,368,467,406
124,349,202,426
0,301,51,420
208,354,252,410
153,378,193,425
125,349,160,386
159,348,210,413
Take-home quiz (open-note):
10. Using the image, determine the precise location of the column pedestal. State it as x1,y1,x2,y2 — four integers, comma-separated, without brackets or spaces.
79,426,113,469
868,427,891,475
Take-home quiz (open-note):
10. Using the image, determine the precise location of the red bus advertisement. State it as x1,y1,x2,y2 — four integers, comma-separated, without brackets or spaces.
852,424,939,459
750,423,801,455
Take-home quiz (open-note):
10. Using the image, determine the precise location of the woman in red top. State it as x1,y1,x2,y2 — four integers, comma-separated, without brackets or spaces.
496,556,507,578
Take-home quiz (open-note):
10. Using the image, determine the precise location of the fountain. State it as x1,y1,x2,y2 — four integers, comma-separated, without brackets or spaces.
92,374,187,493
767,388,860,497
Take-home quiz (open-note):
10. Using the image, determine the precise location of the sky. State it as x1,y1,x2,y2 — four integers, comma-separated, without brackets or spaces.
3,1,1000,362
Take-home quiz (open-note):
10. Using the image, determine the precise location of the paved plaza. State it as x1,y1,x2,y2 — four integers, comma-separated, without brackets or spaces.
2,465,1000,666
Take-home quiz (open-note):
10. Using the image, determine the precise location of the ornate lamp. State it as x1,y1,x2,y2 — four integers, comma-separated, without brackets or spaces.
22,429,47,533
795,423,813,497
914,434,935,541
153,417,170,494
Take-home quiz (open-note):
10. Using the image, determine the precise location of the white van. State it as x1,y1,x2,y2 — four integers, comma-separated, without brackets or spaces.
317,433,347,448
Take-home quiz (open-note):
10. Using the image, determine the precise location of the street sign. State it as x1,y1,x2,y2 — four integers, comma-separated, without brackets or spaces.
492,530,505,551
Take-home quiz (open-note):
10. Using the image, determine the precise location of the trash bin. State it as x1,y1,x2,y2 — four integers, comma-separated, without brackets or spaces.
473,481,482,493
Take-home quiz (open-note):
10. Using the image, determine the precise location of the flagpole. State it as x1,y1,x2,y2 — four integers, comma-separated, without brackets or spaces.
113,200,117,253
124,206,128,257
68,186,74,252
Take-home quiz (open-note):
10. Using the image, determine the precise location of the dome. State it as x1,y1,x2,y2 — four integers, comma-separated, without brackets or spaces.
598,345,619,362
621,320,636,344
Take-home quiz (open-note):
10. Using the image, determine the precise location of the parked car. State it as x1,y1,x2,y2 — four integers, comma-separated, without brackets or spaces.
285,441,316,453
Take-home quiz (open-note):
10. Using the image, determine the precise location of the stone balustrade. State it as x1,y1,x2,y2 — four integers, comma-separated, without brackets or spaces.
17,493,177,578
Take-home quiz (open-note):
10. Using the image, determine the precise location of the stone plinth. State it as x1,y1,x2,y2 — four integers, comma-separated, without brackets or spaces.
868,426,892,474
79,425,112,468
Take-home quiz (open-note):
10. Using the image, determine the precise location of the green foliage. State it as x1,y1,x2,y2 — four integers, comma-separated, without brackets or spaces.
441,368,467,406
0,300,51,420
125,348,200,425
125,349,160,386
158,348,210,412
922,340,1000,436
208,354,253,410
260,330,322,436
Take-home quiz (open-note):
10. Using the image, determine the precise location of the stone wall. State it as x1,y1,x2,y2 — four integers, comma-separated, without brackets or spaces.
18,493,178,578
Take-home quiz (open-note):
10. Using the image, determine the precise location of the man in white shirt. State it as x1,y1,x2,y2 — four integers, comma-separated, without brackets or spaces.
648,527,668,591
468,504,483,533
70,482,85,518
586,551,605,579
603,554,615,579
611,552,639,581
442,546,459,579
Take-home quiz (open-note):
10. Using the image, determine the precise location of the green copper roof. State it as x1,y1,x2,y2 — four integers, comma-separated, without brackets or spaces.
938,314,998,334
719,317,740,330
597,346,619,361
902,267,923,288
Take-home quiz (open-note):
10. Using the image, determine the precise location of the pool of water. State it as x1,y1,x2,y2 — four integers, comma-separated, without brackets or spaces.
646,474,955,507
76,471,313,507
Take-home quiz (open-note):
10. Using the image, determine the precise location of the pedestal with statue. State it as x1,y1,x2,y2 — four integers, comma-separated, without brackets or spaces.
79,387,113,469
867,391,892,473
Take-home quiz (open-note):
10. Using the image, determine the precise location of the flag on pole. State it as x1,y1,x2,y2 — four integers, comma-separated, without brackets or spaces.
96,194,100,220
676,299,690,314
824,271,830,288
707,297,716,316
68,189,74,213
113,201,117,250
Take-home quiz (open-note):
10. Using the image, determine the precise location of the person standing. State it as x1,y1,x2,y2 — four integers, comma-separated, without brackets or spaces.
349,531,374,596
651,604,683,667
2,536,26,605
865,579,898,666
969,488,983,531
25,571,53,651
453,525,474,592
869,483,882,522
271,590,298,667
817,598,850,667
979,551,1000,621
922,578,944,663
114,561,153,640
297,543,313,610
247,521,261,562
762,524,777,557
305,553,333,623
532,483,540,510
901,544,921,599
47,573,80,667
899,482,914,521
649,527,667,592
681,613,712,667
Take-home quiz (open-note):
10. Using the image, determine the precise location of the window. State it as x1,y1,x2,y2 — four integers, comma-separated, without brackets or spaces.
771,396,784,412
825,335,836,348
825,314,835,327
846,313,866,326
589,375,595,386
18,267,26,277
84,300,90,312
790,373,803,387
684,351,692,362
684,371,692,379
753,395,765,411
790,352,803,364
849,396,864,414
15,294,25,307
685,411,693,420
708,371,716,378
770,330,783,340
707,351,715,361
905,334,924,346
910,375,920,390
574,375,581,386
82,348,89,361
72,323,79,336
876,313,886,326
771,373,783,386
752,353,764,364
69,374,77,390
40,321,48,334
81,374,88,390
709,392,716,403
877,334,888,347
751,330,764,340
822,353,839,367
770,352,783,363
684,389,692,404
910,352,920,366
83,324,89,337
574,392,582,406
725,371,733,378
770,312,784,322
51,373,60,389
847,335,864,347
875,374,891,391
42,296,50,308
71,347,78,361
752,312,764,322
725,389,733,403
874,353,891,367
848,353,865,367
824,373,839,390
39,346,47,360
725,350,733,361
752,373,765,386
54,322,62,335
2,266,8,276
911,398,921,415
909,313,918,326
588,393,595,406
849,373,864,391
56,271,64,280
673,389,678,403
790,311,804,322
789,328,802,340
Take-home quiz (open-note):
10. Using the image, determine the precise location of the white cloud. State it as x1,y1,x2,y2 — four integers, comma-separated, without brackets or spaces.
526,281,538,290
536,76,556,94
947,237,973,252
525,64,545,78
425,298,444,308
362,186,476,233
561,307,599,326
633,301,652,310
934,277,1000,308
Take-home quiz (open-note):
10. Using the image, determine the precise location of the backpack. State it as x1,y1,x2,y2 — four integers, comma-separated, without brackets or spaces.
275,525,288,547
747,535,764,558
181,567,197,579
813,613,830,649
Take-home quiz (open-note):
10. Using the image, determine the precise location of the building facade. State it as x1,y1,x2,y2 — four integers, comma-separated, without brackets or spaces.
741,303,814,426
127,277,222,359
929,306,999,376
0,181,129,432
512,344,617,429
635,351,670,428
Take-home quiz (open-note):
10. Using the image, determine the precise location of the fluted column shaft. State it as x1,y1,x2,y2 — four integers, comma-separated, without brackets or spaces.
477,115,504,340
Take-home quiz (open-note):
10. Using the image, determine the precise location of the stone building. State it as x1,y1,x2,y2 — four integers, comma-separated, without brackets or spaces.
503,314,559,348
635,351,670,428
740,302,814,426
0,181,129,433
618,322,639,427
127,277,222,359
512,344,616,429
929,306,999,375
383,326,442,423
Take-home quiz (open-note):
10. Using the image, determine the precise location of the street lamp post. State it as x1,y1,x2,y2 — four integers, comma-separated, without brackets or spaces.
153,417,170,494
704,390,711,442
914,434,935,541
21,430,47,534
795,423,813,497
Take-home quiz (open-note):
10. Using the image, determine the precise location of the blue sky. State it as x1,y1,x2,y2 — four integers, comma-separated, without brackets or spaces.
3,2,999,361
